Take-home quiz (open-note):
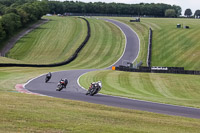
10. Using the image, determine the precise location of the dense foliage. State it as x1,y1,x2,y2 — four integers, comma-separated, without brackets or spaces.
48,1,182,17
0,0,49,42
184,8,192,17
165,9,176,17
194,10,200,18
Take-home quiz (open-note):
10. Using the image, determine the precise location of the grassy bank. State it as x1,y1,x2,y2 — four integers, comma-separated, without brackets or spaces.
111,17,200,70
79,70,200,108
67,18,125,69
149,18,200,70
5,16,87,64
1,17,125,68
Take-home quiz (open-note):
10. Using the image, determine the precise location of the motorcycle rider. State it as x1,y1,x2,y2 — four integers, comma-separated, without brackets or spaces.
59,78,68,88
45,72,52,83
97,81,102,89
86,81,102,95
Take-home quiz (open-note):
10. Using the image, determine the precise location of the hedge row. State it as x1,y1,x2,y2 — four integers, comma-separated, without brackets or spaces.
0,17,90,67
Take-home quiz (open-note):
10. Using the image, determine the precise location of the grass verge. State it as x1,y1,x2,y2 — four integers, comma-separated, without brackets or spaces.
79,70,200,108
0,67,200,133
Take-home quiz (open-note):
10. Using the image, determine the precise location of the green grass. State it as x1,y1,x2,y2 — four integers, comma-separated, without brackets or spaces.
6,16,87,64
0,68,200,132
1,17,125,68
79,70,200,108
148,18,200,70
66,18,125,69
110,17,200,70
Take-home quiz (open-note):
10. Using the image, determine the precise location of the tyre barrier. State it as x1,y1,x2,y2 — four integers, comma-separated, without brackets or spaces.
0,17,90,67
115,66,200,75
147,28,152,67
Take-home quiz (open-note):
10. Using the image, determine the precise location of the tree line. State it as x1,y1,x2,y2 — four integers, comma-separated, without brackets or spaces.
184,8,200,18
48,1,182,17
0,0,49,42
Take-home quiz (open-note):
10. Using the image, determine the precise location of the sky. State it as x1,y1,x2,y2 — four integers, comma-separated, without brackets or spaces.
65,0,200,15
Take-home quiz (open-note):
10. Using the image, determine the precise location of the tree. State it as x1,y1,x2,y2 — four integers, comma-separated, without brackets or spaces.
1,13,21,36
0,21,6,41
16,8,29,24
165,9,176,17
172,5,182,16
184,8,192,17
194,10,200,18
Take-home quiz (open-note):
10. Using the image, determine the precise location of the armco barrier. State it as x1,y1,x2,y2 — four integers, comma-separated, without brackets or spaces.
147,28,152,67
115,66,200,75
0,17,90,67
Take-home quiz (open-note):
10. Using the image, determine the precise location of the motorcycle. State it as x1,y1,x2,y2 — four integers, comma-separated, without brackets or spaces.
45,72,52,83
86,81,102,96
56,79,68,91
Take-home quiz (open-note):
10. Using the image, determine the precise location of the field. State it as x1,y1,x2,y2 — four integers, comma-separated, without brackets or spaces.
1,17,200,132
6,16,87,64
111,17,200,70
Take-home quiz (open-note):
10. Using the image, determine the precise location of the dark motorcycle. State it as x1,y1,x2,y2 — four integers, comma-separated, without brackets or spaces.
45,72,52,83
86,81,101,96
56,79,68,91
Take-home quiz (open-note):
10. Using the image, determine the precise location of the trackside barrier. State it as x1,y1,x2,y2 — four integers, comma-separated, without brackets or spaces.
0,17,90,67
147,28,152,67
114,66,200,75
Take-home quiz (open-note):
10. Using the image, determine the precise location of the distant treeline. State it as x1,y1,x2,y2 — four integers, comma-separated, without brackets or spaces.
0,0,182,43
47,1,181,17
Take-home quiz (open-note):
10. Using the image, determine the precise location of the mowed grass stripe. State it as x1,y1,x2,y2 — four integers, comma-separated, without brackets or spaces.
80,70,200,108
67,18,125,69
153,28,197,67
147,18,200,70
6,16,87,64
68,19,104,68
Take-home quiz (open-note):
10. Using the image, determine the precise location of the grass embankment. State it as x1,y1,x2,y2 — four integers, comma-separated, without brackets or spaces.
80,70,200,108
67,18,125,69
1,17,125,68
112,17,200,70
149,18,200,70
5,16,87,64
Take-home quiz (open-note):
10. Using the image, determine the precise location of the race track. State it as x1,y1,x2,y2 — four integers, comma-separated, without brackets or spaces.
25,19,200,119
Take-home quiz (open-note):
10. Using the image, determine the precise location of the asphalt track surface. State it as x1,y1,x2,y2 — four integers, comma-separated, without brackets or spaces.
25,19,200,119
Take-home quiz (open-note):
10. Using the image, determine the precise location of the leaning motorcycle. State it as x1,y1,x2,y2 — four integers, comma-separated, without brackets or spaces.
45,72,52,83
56,80,67,91
86,83,101,96
45,76,51,83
